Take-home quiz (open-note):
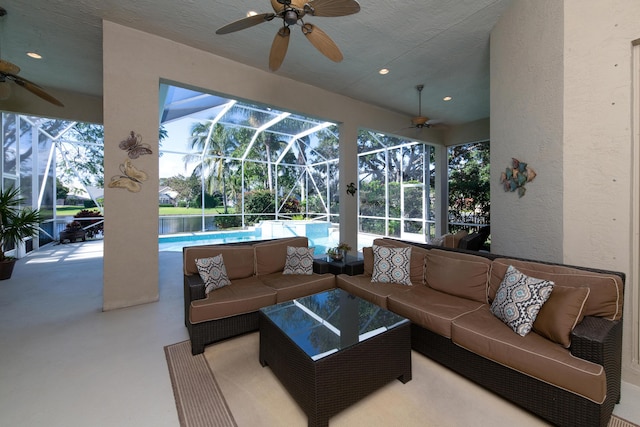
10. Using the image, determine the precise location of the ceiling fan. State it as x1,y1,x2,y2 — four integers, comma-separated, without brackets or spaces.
0,7,63,107
409,84,441,129
216,0,361,71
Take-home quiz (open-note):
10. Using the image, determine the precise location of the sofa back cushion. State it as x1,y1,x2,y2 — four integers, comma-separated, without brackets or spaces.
372,238,428,285
425,249,491,303
254,236,309,275
363,246,374,276
443,230,468,248
489,258,623,320
183,245,255,280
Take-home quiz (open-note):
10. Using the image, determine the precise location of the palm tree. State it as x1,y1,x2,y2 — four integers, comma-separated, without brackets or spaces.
185,122,240,213
0,186,41,263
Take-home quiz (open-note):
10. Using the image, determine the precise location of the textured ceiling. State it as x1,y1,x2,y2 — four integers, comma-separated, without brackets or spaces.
0,0,512,126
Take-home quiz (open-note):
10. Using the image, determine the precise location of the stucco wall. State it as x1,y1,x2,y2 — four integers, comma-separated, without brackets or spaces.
101,21,453,310
562,0,640,385
0,88,102,124
490,0,564,262
492,0,640,386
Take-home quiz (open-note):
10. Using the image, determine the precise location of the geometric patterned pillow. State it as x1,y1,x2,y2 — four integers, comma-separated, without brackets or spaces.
371,245,412,286
490,265,554,336
195,254,232,294
282,246,314,275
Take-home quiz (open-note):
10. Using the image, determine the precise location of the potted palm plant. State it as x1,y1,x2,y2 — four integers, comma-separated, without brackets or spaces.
0,187,42,280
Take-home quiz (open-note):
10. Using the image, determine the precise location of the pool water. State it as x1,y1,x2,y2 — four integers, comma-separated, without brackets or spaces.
158,228,339,255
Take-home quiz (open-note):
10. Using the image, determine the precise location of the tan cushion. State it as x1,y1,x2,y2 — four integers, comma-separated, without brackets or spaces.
452,306,606,404
258,272,336,303
363,246,374,276
372,239,428,285
425,250,491,303
443,230,468,248
183,245,255,279
189,276,276,323
490,258,623,320
387,286,485,338
336,274,412,309
533,286,590,348
254,237,309,275
429,234,449,247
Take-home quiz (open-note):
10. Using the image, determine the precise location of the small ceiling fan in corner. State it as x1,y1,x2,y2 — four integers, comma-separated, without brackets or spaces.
408,84,443,130
216,0,361,72
0,7,64,107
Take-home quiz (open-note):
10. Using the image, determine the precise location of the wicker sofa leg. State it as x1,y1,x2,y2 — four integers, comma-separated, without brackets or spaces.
191,340,205,356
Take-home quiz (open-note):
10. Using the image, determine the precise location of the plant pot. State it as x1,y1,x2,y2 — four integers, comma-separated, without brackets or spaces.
0,258,16,280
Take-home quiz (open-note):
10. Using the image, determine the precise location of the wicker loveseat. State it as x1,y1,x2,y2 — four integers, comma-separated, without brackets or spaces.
183,236,335,355
336,238,624,427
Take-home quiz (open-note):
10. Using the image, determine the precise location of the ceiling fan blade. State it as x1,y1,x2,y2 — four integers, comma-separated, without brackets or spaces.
271,0,306,11
305,0,361,17
216,13,275,35
427,120,448,129
0,59,20,75
6,73,64,107
301,24,343,63
269,27,291,71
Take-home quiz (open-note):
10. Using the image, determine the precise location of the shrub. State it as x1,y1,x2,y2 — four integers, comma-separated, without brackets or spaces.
190,192,222,209
215,215,242,229
74,209,104,238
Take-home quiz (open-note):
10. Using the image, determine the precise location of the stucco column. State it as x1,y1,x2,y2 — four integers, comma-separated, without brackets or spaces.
102,22,160,310
338,123,358,254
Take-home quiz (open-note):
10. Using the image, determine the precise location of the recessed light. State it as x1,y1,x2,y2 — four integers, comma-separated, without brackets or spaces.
379,68,389,75
443,96,452,101
27,52,42,59
247,11,258,17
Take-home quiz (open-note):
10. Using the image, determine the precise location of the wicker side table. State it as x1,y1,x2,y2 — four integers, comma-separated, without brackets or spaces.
313,254,364,276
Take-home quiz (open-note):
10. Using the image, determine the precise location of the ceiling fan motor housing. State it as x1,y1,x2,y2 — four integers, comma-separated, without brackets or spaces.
284,10,299,25
412,116,430,127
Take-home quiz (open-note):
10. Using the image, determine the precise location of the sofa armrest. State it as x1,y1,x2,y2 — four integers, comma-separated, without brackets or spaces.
184,274,206,326
571,316,620,363
571,316,622,403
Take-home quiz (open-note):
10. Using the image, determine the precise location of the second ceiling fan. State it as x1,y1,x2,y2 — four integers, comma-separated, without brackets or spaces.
216,0,360,71
409,84,442,130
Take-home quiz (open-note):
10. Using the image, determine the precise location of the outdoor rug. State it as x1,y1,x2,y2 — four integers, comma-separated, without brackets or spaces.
164,341,236,427
165,334,639,427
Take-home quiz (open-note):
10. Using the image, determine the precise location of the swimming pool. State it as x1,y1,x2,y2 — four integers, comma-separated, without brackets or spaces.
159,220,378,254
158,227,339,255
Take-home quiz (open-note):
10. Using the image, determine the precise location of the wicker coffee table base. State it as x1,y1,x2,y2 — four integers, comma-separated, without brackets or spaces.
259,312,411,427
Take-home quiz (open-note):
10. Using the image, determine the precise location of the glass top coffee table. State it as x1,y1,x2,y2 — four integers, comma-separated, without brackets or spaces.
259,288,411,427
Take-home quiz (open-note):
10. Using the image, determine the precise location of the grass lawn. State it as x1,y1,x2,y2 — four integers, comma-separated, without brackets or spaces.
56,205,234,217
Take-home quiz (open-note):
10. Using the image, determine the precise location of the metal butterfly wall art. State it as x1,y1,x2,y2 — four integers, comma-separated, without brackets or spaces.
108,159,148,193
119,131,152,159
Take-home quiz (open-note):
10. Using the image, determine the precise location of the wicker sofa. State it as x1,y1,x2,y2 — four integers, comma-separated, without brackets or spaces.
336,238,624,427
184,236,624,426
183,236,335,355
